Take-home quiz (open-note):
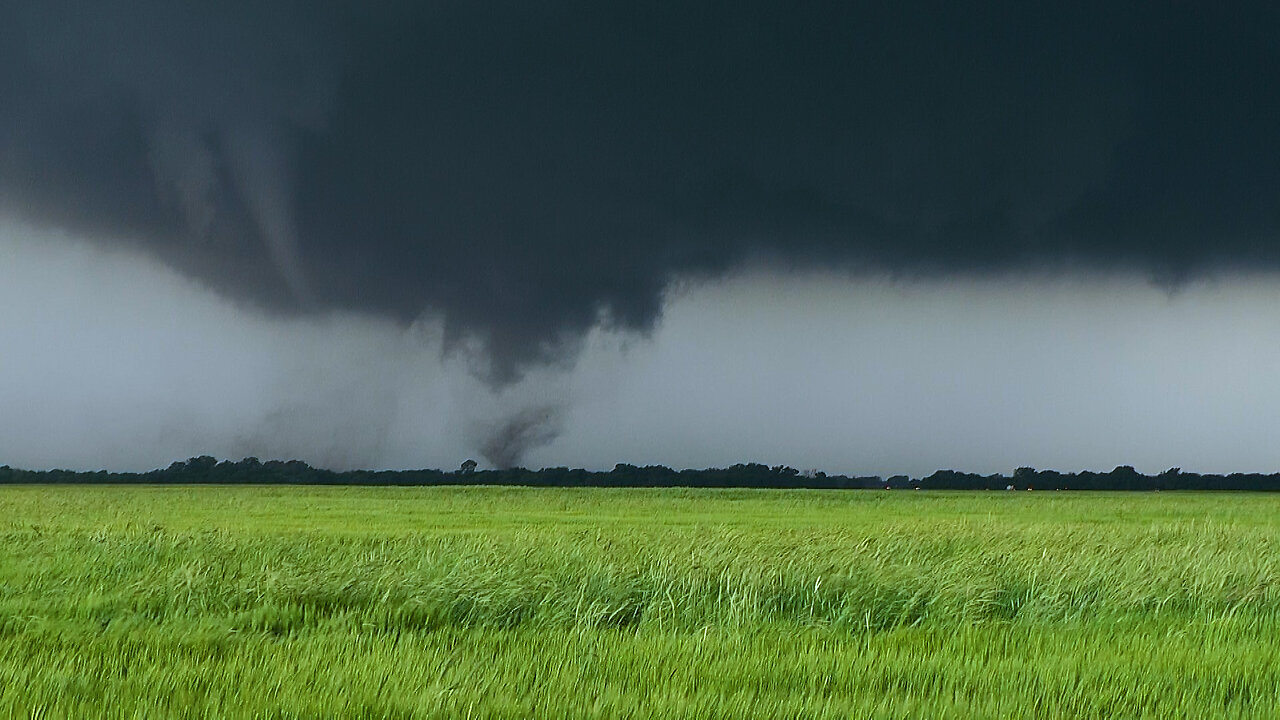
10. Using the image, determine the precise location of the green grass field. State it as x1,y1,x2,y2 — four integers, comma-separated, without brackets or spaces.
1,486,1278,718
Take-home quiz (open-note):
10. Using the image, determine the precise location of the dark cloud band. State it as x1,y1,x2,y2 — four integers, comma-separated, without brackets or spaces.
3,1,1278,379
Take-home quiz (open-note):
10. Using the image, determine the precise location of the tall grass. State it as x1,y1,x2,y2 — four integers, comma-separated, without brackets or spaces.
1,486,1278,717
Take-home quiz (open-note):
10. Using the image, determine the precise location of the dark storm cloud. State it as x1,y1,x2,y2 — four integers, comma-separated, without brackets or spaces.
3,1,1279,378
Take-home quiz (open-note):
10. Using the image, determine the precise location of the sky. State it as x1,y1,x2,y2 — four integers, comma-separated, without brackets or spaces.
2,2,1280,474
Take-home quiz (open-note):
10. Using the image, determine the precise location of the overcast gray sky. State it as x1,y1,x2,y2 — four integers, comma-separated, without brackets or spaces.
2,2,1280,473
5,219,1280,476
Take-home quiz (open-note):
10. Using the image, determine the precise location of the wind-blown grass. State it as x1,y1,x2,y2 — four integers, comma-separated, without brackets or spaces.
1,486,1278,717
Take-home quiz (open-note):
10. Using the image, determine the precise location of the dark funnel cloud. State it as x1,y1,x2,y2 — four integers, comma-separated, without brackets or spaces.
478,404,564,470
3,2,1279,379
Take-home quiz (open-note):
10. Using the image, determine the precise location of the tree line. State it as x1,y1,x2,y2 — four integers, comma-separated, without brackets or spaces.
2,458,1280,490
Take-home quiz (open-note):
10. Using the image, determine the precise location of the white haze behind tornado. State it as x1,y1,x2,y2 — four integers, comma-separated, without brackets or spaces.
3,219,1280,476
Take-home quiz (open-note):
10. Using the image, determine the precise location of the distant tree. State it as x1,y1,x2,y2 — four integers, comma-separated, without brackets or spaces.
187,456,217,474
1108,465,1142,490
